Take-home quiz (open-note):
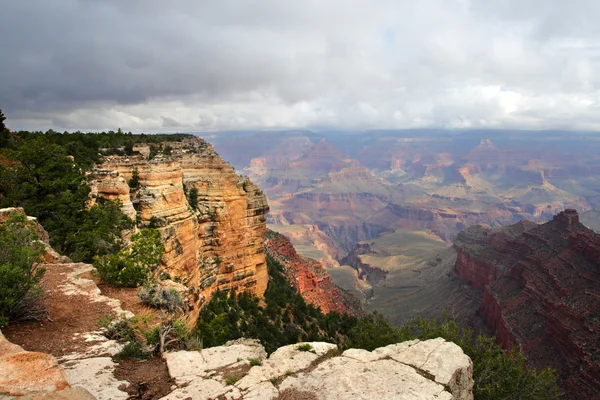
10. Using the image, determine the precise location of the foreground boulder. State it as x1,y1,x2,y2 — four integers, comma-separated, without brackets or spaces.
162,338,473,400
0,331,71,397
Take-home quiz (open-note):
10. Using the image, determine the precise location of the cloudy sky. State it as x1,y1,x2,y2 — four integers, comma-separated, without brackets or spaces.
2,0,600,132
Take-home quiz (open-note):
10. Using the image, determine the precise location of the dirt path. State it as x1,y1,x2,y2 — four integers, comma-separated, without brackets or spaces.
2,261,174,399
3,263,120,356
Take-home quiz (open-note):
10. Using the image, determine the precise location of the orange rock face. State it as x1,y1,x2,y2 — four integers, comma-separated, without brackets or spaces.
92,138,269,315
0,332,70,396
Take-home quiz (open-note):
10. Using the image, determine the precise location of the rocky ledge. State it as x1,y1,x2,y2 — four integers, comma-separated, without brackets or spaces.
91,138,270,317
161,337,473,400
2,325,474,400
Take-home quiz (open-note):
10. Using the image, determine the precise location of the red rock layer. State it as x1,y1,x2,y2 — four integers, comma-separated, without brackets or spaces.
454,210,600,399
265,230,361,316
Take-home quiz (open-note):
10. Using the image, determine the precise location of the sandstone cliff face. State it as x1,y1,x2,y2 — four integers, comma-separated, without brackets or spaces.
264,230,361,316
454,210,600,399
92,138,269,314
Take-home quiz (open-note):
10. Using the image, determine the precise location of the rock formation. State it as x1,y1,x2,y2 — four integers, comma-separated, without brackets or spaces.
264,230,362,316
339,242,388,285
454,210,600,398
163,338,474,400
0,331,71,397
92,138,269,315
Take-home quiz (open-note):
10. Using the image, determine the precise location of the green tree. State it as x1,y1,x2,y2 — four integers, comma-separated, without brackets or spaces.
124,142,134,156
0,136,91,253
0,109,9,148
94,228,164,287
65,200,133,262
187,187,198,210
0,212,45,325
128,168,140,189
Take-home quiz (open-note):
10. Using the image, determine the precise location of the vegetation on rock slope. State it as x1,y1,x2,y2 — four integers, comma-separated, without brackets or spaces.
0,213,46,326
193,254,560,400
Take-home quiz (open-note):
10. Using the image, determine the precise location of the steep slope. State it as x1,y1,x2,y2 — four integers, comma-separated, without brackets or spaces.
454,210,600,398
264,230,361,316
93,138,269,315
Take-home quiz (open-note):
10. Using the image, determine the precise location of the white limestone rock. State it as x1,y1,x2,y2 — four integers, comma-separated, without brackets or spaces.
159,338,473,400
163,338,266,384
61,357,128,400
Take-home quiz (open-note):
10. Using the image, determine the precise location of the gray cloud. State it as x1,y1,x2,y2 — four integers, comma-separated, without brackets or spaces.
2,0,600,132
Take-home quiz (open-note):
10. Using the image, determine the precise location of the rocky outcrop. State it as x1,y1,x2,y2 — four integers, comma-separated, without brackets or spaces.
162,338,474,400
264,230,362,316
454,210,600,399
92,138,269,315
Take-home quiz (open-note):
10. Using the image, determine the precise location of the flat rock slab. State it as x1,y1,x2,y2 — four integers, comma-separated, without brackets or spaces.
0,332,24,357
160,339,472,400
164,339,266,383
61,357,128,400
280,357,452,400
18,387,96,400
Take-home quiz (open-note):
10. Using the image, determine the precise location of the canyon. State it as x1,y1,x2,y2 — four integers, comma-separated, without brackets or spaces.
212,130,600,315
212,130,600,398
264,230,362,316
213,131,600,268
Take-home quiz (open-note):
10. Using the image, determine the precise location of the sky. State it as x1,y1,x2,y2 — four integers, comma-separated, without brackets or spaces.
2,0,600,132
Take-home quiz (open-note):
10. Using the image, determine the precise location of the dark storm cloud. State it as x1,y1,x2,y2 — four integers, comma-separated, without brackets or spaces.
2,0,600,131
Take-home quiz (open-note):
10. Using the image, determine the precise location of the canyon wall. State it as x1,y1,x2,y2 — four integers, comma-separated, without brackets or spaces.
264,230,362,316
454,210,600,399
92,138,269,315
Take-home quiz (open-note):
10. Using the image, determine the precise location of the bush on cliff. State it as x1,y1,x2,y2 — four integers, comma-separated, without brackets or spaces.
0,133,132,263
138,284,184,312
0,213,46,326
195,255,358,352
95,228,164,287
348,314,560,400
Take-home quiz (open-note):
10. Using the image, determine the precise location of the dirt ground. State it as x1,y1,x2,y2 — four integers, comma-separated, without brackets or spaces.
3,264,117,356
115,357,174,400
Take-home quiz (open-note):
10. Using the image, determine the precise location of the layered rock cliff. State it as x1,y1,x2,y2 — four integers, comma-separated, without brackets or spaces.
92,138,269,315
264,230,362,316
454,210,600,399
